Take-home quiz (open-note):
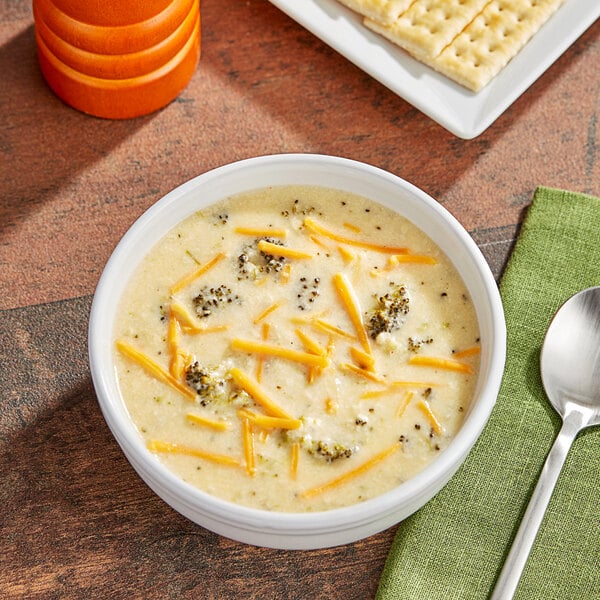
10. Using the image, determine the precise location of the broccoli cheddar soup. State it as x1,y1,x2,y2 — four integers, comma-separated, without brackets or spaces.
114,186,480,512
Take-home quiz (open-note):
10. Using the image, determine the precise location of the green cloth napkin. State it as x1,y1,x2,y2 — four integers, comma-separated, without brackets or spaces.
376,187,600,600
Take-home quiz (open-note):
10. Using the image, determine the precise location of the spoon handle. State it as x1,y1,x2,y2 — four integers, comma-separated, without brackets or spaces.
490,410,585,600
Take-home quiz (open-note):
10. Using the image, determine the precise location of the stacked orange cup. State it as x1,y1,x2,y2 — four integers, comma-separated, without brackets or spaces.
32,0,201,119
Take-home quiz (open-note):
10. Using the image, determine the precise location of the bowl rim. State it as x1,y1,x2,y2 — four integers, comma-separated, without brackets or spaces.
89,153,506,536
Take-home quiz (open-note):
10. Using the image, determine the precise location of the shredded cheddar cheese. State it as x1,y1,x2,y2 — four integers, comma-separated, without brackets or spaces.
360,381,442,399
229,368,294,419
310,234,331,250
295,328,328,357
416,399,443,435
302,442,402,498
390,380,444,389
170,348,193,380
257,239,313,260
396,391,414,418
340,363,387,384
408,355,473,374
167,313,192,379
170,302,229,335
241,416,256,477
343,222,361,233
170,302,200,330
255,322,270,383
332,272,371,354
253,301,284,324
290,441,300,480
234,226,287,238
280,263,292,284
304,217,409,254
360,389,396,399
337,245,355,264
231,339,330,369
387,254,437,267
312,318,356,341
148,440,241,467
453,345,481,359
186,413,231,431
167,311,180,351
116,340,196,400
170,252,225,295
238,407,302,430
295,328,328,383
325,396,338,415
350,346,376,372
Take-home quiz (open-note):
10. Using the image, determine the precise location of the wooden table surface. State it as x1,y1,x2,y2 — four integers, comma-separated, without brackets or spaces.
1,1,598,598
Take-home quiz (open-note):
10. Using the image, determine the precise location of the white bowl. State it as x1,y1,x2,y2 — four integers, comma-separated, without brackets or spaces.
89,154,506,549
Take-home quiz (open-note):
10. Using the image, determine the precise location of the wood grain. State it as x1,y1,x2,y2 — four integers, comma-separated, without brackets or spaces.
0,0,598,597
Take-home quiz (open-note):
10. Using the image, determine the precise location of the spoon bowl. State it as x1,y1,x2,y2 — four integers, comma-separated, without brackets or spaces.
541,286,600,415
491,286,600,599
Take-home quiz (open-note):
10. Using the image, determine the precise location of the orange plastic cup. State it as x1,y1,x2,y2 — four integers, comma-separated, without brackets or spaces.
48,0,174,27
33,0,200,118
33,0,197,54
34,0,198,80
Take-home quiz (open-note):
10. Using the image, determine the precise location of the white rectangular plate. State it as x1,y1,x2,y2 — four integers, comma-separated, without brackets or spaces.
267,0,599,139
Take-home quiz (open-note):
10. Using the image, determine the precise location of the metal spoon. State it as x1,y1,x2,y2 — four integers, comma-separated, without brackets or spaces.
491,286,600,600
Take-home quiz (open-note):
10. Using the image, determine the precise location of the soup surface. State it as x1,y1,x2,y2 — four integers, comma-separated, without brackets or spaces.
114,185,480,512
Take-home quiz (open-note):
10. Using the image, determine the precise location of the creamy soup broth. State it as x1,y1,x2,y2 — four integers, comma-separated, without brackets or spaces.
114,185,480,512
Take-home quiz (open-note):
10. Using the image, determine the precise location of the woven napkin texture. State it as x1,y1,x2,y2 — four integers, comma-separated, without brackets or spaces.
376,187,600,600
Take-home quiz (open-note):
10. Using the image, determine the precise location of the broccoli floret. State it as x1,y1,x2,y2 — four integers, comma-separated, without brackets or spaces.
307,440,354,462
184,362,227,405
284,421,354,463
407,336,433,353
237,250,256,280
367,283,410,339
228,389,253,407
192,285,239,318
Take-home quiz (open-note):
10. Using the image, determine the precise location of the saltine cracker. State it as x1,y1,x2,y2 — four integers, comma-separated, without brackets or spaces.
335,0,414,25
365,0,491,60
339,0,566,91
430,0,566,90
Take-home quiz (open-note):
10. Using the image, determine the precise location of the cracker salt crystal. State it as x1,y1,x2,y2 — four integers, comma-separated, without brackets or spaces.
365,0,490,60
428,0,566,91
336,0,414,25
